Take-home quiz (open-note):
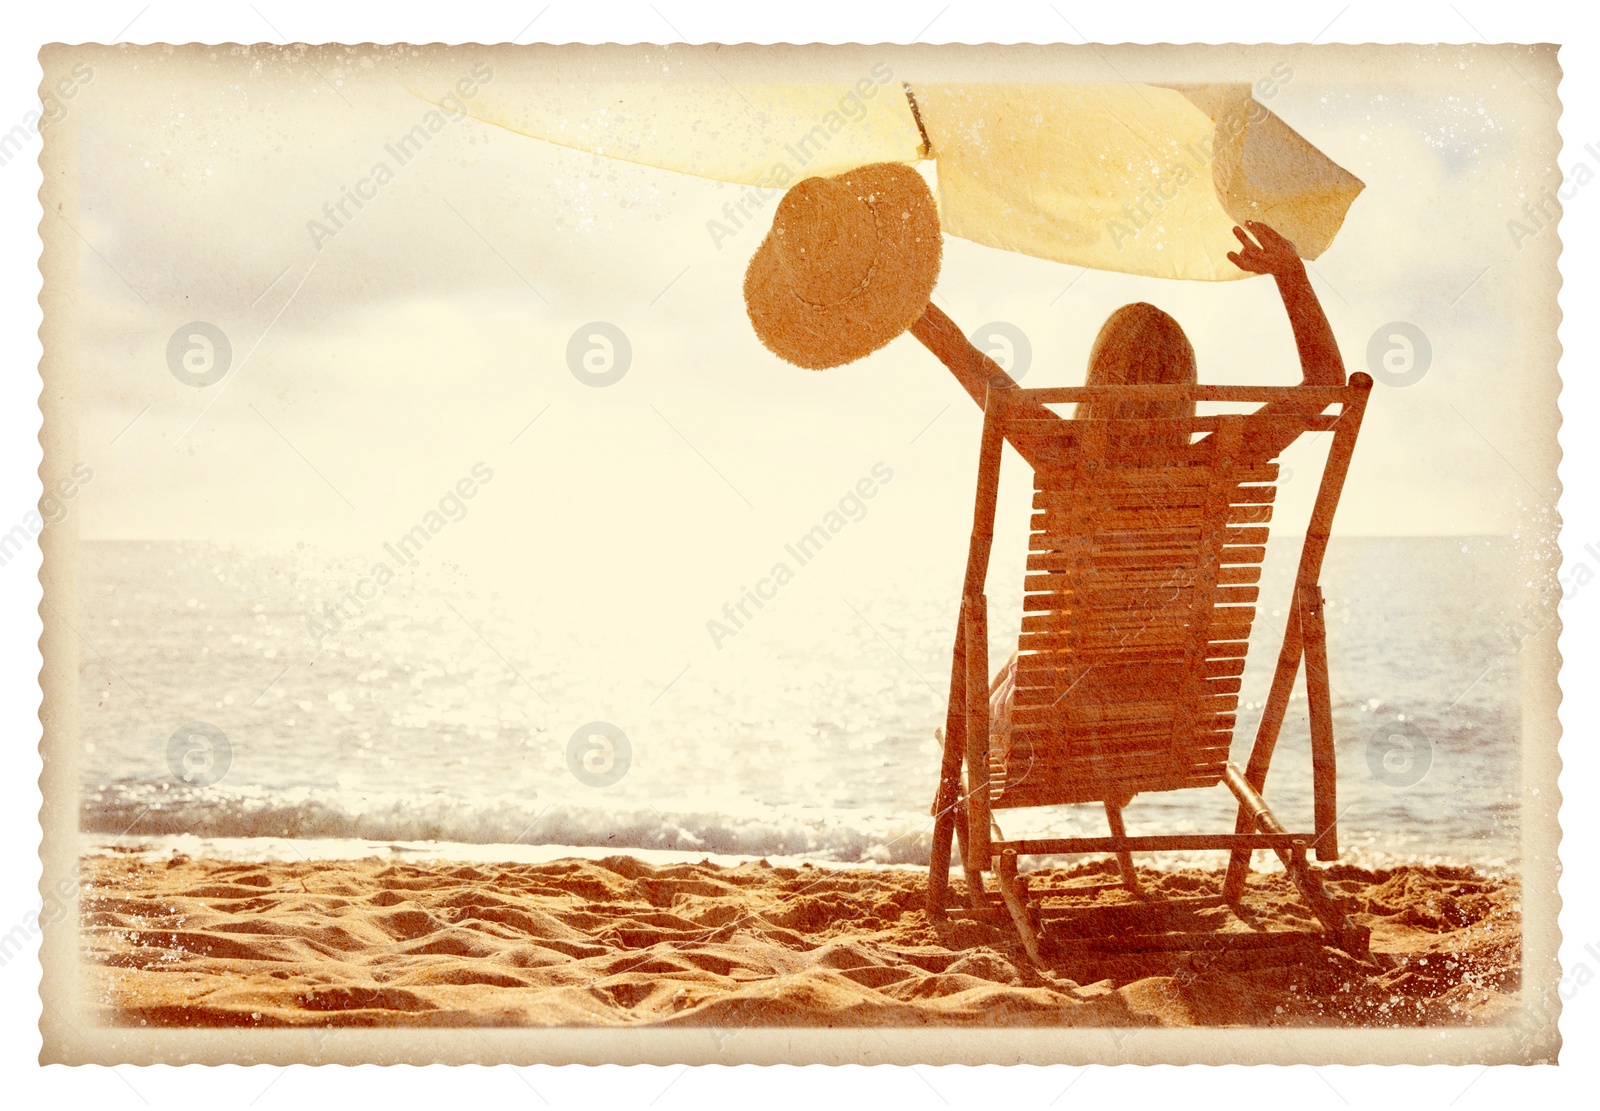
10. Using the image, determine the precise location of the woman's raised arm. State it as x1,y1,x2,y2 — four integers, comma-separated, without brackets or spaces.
1225,221,1349,461
1228,220,1347,390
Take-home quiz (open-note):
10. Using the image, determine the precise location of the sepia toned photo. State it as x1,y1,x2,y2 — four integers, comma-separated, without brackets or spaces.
33,40,1562,1065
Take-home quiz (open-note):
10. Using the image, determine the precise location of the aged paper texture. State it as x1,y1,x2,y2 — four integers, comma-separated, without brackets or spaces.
35,42,1562,1065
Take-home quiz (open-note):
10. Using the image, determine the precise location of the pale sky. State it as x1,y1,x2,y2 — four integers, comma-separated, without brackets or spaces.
62,43,1563,606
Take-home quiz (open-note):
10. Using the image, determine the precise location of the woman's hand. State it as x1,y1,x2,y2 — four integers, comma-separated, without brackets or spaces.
1227,220,1305,280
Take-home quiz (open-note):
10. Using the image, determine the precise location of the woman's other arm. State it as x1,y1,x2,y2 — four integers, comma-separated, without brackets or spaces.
908,303,1060,471
910,302,1030,408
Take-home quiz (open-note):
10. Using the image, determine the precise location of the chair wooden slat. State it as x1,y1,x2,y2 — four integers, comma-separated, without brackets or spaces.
1217,544,1267,564
1017,612,1257,637
1019,383,1352,405
1034,463,1280,490
991,772,1228,810
1224,505,1274,524
1229,485,1278,505
1022,555,1266,584
1033,489,1212,511
1005,415,1341,436
1020,582,1261,607
1001,747,1237,773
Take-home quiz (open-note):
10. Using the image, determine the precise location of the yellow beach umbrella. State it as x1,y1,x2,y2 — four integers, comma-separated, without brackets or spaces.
441,75,1363,281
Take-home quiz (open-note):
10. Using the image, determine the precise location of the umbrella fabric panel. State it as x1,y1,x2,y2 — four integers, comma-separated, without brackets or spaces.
915,82,1363,281
457,76,925,187
1171,83,1365,263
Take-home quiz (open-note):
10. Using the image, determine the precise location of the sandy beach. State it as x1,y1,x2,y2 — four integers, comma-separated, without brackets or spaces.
77,851,1521,1028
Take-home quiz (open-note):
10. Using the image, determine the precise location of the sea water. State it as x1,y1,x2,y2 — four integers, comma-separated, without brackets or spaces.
76,536,1531,870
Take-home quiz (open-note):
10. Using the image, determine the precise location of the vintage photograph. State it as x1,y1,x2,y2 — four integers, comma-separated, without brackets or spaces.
34,41,1561,1064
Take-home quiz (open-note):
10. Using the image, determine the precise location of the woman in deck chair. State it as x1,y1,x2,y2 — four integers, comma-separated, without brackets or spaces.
986,218,1349,770
743,165,1366,941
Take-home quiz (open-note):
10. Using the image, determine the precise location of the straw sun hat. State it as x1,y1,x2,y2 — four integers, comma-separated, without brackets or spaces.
744,162,942,370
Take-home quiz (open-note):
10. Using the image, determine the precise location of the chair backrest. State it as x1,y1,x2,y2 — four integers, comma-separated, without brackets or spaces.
968,378,1373,811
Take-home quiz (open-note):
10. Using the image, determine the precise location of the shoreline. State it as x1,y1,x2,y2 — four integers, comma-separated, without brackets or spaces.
84,835,923,874
82,833,1521,877
78,848,1522,1028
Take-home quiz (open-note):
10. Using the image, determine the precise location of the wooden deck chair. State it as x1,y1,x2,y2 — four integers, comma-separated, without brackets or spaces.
927,373,1376,965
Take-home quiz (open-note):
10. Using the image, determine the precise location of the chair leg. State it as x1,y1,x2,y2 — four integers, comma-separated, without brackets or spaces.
927,755,955,919
1300,586,1340,861
1283,847,1372,956
955,799,988,905
1103,801,1141,896
995,849,1044,966
1222,807,1254,903
1227,606,1305,901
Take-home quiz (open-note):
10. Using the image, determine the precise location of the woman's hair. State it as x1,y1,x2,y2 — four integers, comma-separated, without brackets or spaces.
1077,302,1197,423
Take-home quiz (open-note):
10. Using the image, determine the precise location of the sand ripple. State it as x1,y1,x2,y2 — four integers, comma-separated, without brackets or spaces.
78,854,1521,1028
